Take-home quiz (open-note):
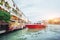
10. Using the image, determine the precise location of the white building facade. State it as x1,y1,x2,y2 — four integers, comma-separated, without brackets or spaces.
0,0,29,31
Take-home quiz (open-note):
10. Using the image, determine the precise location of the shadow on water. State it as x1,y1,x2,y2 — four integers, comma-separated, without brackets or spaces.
0,29,28,40
0,30,21,36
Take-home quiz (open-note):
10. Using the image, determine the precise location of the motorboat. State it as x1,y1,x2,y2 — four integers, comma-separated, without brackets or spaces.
25,23,46,30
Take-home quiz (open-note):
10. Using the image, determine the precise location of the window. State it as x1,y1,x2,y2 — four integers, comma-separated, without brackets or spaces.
12,8,17,15
5,2,11,9
0,0,4,5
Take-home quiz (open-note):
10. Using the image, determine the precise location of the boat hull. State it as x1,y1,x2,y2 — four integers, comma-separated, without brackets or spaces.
25,24,46,30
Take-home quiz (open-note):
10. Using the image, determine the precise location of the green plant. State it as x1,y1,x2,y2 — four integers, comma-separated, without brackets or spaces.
0,10,11,23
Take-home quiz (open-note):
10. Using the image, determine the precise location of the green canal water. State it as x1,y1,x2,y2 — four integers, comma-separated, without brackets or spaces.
0,25,60,40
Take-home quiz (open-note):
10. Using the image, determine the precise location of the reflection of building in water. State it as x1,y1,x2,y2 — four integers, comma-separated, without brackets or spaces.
0,0,29,31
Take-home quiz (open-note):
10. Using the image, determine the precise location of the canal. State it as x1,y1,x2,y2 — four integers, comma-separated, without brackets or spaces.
0,24,60,40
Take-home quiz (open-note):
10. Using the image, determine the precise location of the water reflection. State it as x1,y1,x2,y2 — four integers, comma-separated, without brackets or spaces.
0,24,60,40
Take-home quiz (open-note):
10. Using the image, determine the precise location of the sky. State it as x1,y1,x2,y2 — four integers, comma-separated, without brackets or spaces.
14,0,60,22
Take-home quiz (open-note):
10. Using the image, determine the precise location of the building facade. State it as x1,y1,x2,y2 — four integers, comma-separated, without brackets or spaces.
0,0,29,31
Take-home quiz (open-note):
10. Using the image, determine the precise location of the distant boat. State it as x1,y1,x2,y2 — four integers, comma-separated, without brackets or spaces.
25,23,46,30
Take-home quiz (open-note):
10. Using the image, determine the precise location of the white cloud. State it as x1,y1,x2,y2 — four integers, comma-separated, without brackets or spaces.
14,0,60,22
